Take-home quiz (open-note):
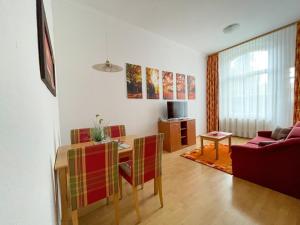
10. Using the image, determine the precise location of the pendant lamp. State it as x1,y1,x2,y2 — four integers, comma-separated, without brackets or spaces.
92,32,123,72
92,59,123,72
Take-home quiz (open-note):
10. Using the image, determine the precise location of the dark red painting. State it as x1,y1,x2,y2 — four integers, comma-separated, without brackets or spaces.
37,0,56,96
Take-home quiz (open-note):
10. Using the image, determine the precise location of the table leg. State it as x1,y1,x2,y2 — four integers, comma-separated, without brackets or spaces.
201,137,204,155
229,136,232,152
58,168,70,225
215,141,219,160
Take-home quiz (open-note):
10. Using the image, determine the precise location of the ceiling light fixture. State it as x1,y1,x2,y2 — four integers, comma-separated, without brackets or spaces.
92,32,123,73
92,59,123,72
223,23,240,34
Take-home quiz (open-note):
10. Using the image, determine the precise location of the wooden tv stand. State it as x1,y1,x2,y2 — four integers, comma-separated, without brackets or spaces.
158,118,196,152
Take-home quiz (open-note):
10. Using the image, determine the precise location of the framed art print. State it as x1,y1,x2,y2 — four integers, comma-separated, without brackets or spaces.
146,67,160,99
162,71,173,99
126,63,143,99
37,0,56,96
187,75,196,100
176,73,186,100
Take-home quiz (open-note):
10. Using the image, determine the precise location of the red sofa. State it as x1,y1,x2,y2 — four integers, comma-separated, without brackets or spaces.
231,122,300,199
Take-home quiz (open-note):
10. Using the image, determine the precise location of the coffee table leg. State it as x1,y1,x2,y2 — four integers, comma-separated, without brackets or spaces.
215,141,219,160
229,136,232,152
201,137,204,155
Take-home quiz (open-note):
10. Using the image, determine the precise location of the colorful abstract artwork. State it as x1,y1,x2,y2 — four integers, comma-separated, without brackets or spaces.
162,71,173,99
126,63,143,99
146,67,160,99
176,73,186,99
187,75,196,99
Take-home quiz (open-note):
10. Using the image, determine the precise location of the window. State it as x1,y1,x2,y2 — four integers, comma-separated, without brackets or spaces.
219,25,297,138
225,50,269,119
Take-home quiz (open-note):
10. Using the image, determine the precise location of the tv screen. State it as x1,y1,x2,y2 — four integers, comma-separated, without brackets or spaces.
167,101,187,119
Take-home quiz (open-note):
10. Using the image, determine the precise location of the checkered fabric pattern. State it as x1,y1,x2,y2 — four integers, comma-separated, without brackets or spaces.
70,128,94,144
119,134,164,187
67,142,119,210
104,125,126,138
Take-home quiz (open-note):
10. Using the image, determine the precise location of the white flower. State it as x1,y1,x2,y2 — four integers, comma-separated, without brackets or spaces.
96,114,103,125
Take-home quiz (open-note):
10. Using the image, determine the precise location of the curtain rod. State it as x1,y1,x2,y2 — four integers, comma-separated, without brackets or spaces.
209,20,299,56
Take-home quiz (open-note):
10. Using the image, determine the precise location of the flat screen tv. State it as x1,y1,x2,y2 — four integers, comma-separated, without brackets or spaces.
167,101,187,119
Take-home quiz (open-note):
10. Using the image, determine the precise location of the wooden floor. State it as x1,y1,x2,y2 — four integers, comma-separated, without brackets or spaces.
79,137,300,225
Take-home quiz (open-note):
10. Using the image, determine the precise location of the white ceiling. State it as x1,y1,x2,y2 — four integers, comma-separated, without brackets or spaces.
73,0,300,54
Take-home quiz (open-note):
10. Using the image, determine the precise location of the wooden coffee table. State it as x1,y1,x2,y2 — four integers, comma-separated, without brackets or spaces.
200,131,232,160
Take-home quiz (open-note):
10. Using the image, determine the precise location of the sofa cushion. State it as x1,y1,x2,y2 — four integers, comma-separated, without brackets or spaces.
257,131,272,138
239,142,261,148
277,128,293,140
287,127,300,139
271,127,282,140
248,136,275,145
258,141,278,146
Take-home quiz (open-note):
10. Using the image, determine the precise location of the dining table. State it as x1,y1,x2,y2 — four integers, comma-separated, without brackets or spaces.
54,135,136,225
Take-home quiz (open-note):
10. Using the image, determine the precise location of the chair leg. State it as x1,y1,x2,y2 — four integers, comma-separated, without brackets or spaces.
157,176,163,208
106,196,110,205
71,210,79,225
119,175,123,199
154,178,158,195
132,186,141,222
113,194,120,225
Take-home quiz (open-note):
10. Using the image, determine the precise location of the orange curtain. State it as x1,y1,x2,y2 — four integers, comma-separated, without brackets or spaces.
206,54,219,132
294,23,300,124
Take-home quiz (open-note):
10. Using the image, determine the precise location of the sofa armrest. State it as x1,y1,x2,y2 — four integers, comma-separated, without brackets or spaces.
231,145,262,156
257,131,272,138
231,138,300,167
231,138,300,199
232,138,300,154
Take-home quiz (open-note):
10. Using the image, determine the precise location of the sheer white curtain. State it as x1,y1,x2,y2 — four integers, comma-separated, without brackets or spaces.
219,25,296,138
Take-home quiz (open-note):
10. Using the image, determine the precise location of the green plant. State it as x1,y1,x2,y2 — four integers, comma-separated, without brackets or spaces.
91,114,105,142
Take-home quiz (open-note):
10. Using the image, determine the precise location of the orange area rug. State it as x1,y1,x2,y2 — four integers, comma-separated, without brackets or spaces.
181,144,232,174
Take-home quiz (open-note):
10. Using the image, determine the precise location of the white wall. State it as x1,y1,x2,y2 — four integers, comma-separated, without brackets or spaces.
54,0,206,145
0,1,60,225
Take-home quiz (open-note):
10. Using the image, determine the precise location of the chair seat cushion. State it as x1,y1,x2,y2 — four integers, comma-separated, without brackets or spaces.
119,161,133,184
119,156,130,163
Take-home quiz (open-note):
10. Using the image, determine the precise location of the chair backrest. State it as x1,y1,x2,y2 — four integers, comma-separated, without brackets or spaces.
70,128,93,144
133,134,164,186
67,142,119,210
104,125,126,138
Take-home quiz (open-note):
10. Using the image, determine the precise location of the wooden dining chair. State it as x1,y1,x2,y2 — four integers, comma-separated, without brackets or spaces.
118,134,164,222
67,142,120,225
104,125,130,163
70,128,94,144
104,125,126,138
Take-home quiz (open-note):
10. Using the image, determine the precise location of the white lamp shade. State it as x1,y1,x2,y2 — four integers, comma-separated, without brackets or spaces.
92,59,123,72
